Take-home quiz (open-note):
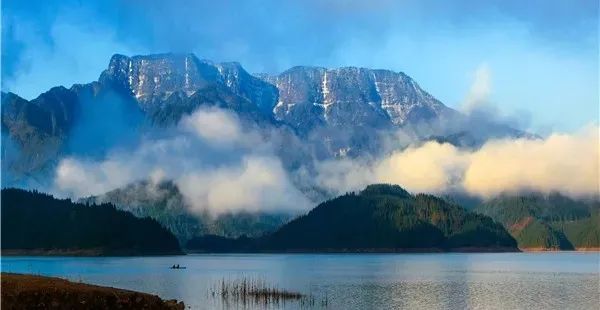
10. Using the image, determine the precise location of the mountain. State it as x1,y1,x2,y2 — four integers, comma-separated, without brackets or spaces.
2,53,526,187
1,188,182,255
258,65,467,157
99,53,459,131
82,180,294,243
475,193,600,250
259,66,457,131
1,54,278,185
99,53,278,123
1,89,75,186
186,184,518,252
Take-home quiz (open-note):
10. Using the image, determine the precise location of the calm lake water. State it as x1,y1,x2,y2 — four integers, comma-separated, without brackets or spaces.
2,253,599,309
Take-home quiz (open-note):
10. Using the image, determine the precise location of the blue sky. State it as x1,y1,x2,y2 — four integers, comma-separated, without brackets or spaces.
2,0,598,133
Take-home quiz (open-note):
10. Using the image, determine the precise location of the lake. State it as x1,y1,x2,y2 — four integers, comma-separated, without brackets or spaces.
2,253,598,309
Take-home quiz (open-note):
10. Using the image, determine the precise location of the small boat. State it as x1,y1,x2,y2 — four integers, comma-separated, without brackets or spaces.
170,265,186,269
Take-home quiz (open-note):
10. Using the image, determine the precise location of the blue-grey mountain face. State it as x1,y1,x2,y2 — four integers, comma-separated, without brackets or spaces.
1,90,70,185
1,53,520,186
260,66,458,132
97,53,458,134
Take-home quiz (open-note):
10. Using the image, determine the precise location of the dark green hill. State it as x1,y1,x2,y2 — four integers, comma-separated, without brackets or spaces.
186,184,517,252
475,193,599,250
1,188,182,255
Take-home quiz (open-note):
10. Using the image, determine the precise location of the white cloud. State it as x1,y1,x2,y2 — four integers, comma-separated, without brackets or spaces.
55,158,134,197
53,94,600,215
180,108,243,146
314,125,600,199
463,126,600,197
53,107,311,214
176,156,310,214
376,142,469,193
313,159,375,194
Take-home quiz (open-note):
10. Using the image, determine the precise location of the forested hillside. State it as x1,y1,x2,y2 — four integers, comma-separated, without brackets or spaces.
475,193,599,250
187,184,517,252
1,188,182,255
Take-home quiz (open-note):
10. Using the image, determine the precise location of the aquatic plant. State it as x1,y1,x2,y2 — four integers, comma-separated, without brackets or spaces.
210,277,328,308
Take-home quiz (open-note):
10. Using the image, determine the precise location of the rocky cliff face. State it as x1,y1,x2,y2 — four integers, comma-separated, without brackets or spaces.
260,66,457,133
96,53,457,133
99,53,278,116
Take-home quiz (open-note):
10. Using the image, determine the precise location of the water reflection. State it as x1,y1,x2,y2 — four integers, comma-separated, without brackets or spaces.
2,253,598,309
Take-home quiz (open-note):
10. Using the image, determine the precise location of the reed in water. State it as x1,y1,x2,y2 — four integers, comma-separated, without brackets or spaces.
210,277,328,308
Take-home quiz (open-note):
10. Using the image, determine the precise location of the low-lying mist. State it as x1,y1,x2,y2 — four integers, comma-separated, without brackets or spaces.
54,104,599,215
315,125,599,199
55,108,312,215
52,62,599,214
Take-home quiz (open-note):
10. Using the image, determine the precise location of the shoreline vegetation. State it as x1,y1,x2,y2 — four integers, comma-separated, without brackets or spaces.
186,246,521,254
2,247,598,257
1,273,184,309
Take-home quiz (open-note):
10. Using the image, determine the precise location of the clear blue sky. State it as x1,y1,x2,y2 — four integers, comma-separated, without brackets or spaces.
2,0,598,133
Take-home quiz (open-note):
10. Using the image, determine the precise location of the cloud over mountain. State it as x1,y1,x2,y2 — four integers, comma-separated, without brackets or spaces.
54,108,311,214
315,126,599,198
2,51,595,215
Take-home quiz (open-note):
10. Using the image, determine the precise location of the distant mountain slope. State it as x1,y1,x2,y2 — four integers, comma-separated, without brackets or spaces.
1,82,145,186
475,193,599,250
187,184,517,252
1,54,276,185
1,89,76,185
1,188,182,255
82,181,294,242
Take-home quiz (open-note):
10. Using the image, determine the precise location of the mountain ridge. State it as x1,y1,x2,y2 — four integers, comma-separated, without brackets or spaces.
2,52,528,188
